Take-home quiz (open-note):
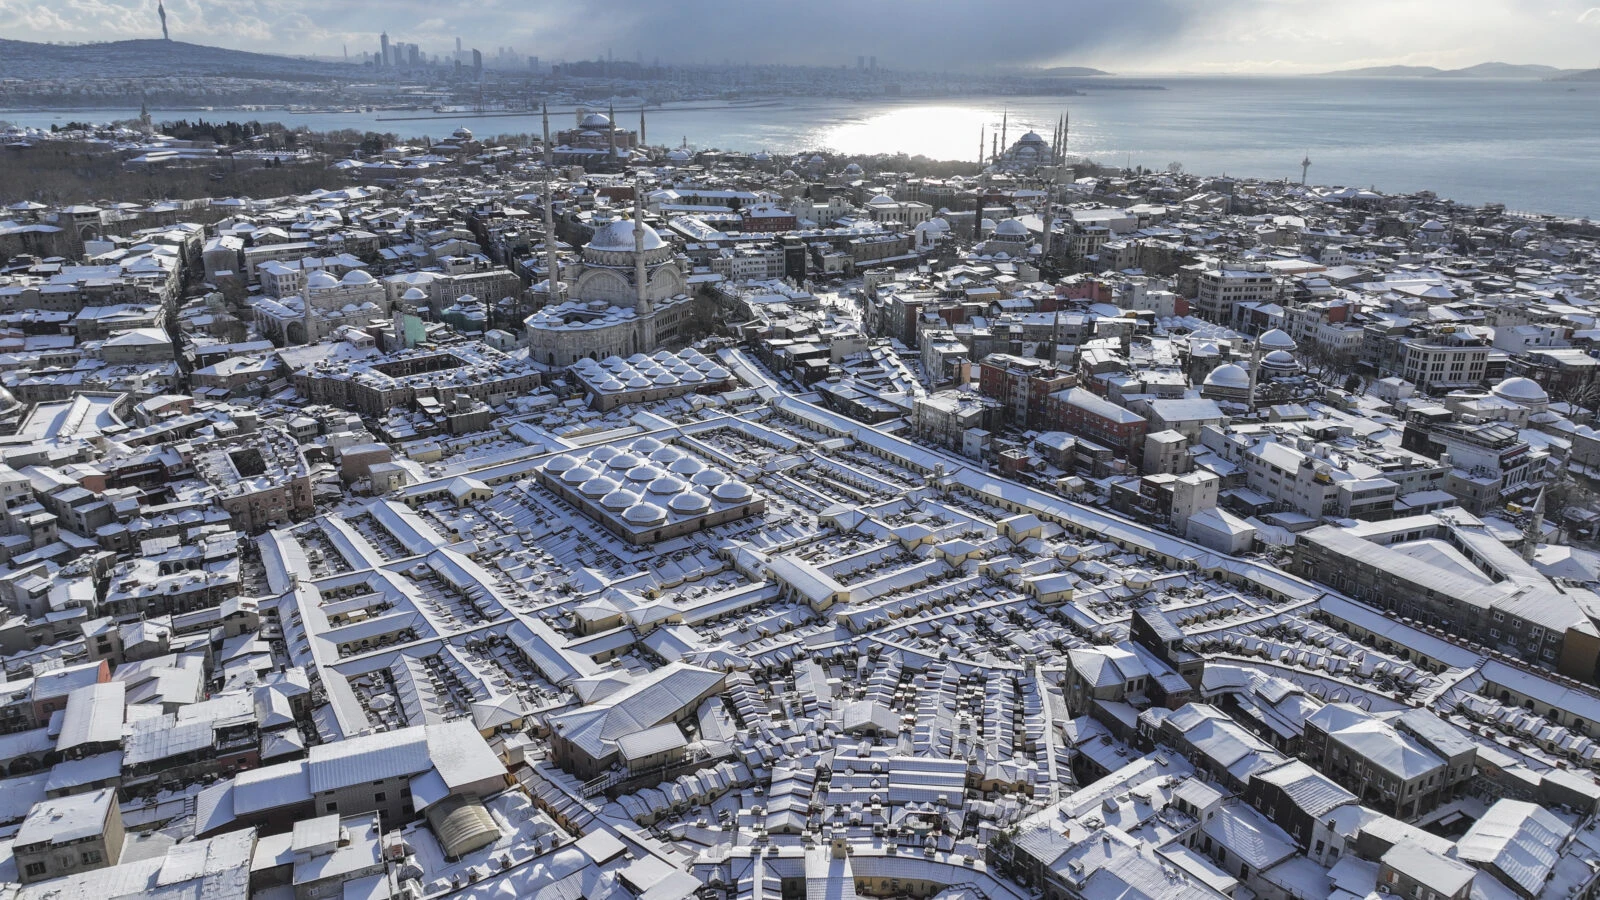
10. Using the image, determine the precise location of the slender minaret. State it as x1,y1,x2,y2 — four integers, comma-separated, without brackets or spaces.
1040,182,1054,263
1000,108,1008,151
543,177,560,299
977,127,984,168
158,0,169,40
542,101,552,166
1301,152,1312,186
607,102,617,164
639,108,647,146
632,183,650,316
1522,486,1546,561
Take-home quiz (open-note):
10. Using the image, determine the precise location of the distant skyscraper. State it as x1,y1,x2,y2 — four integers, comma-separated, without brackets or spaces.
869,55,876,72
158,0,169,40
380,31,390,67
473,48,483,77
857,55,865,70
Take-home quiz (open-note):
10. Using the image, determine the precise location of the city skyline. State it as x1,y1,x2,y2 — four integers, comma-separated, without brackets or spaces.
5,0,1600,75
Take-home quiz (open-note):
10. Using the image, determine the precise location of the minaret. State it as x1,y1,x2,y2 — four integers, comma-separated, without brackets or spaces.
158,0,169,40
543,177,560,298
1300,152,1312,186
632,184,651,316
639,107,647,147
977,127,984,168
1000,108,1008,152
607,102,617,166
1521,487,1546,561
541,101,552,166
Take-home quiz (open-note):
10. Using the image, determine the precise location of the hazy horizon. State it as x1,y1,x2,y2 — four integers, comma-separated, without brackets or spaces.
5,0,1599,75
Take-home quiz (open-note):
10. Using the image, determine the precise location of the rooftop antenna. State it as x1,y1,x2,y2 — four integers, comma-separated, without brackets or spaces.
158,0,169,40
1300,151,1312,186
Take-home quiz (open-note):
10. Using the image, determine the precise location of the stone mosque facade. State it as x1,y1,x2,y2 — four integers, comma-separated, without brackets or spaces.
524,207,697,368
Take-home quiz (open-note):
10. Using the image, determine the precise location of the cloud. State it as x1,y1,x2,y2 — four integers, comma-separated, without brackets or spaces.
0,0,1216,70
1,0,1596,73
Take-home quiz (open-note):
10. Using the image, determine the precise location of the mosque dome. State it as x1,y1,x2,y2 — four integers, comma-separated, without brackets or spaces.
579,112,611,129
843,163,863,175
588,219,666,253
1018,131,1048,144
401,287,429,302
869,193,895,205
1256,328,1297,352
994,218,1029,238
1492,376,1549,405
305,271,339,290
341,269,376,285
666,149,692,162
1262,350,1297,367
1204,364,1251,390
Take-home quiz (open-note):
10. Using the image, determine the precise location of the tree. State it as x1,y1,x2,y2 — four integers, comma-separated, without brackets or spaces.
1167,161,1184,175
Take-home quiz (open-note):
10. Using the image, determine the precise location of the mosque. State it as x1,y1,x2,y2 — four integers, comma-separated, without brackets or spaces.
988,111,1071,175
524,196,697,368
550,107,644,171
254,269,389,345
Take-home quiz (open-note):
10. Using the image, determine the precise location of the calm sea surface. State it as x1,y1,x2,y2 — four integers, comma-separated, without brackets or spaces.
6,76,1599,217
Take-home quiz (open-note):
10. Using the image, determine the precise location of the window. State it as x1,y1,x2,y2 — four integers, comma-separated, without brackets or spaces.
325,802,337,813
375,792,387,803
81,850,102,865
23,862,47,878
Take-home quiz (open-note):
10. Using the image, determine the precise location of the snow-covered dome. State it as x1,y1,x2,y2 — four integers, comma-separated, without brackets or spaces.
843,163,863,175
1191,341,1220,357
401,287,429,302
630,437,664,454
668,456,705,476
605,452,642,471
713,481,753,503
624,503,667,525
1492,376,1549,405
560,465,598,485
668,491,711,514
601,489,641,511
649,446,681,464
648,475,687,495
1256,329,1296,352
305,271,339,290
588,218,666,253
579,476,619,498
994,218,1029,238
579,112,611,129
341,269,376,285
691,469,727,487
624,464,664,484
1261,349,1298,368
544,455,579,474
1203,363,1251,390
1018,131,1047,144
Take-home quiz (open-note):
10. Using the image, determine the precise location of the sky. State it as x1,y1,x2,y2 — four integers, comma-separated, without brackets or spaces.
3,0,1599,74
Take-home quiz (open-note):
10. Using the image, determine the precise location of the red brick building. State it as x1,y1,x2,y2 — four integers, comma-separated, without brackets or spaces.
1043,387,1148,463
977,354,1077,429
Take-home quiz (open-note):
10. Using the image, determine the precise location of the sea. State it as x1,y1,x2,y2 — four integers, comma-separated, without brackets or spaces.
5,75,1599,218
